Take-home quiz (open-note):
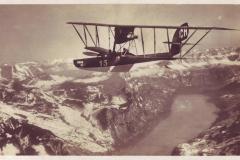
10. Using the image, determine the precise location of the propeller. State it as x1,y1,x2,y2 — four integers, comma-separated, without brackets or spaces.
83,51,100,56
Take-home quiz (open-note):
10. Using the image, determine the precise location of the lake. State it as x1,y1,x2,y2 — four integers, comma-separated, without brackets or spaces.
117,94,219,155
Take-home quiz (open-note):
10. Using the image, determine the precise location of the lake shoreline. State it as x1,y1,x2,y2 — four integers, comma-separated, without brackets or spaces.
109,92,176,155
113,90,219,155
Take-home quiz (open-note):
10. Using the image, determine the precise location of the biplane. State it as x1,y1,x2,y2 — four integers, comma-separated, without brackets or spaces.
67,21,238,72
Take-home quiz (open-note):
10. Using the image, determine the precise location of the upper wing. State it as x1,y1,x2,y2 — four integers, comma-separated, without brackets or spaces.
67,22,239,31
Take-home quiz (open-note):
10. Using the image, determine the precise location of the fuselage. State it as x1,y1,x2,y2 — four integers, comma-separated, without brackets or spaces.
73,52,176,70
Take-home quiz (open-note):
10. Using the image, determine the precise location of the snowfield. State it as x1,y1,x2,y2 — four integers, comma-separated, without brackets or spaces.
0,101,113,153
0,47,239,155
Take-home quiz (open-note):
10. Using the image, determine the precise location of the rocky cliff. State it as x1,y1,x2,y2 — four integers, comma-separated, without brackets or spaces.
173,65,240,155
0,47,239,155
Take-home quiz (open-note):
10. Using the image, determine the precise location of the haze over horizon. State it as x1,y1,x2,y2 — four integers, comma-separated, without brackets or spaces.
0,4,240,64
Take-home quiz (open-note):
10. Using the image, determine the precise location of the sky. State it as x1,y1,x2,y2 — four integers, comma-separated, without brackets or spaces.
0,4,240,63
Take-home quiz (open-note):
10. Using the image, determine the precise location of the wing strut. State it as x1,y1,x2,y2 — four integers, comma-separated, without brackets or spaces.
154,28,156,54
166,28,170,53
133,39,138,54
183,29,197,46
83,26,88,46
84,25,97,47
72,24,87,46
95,26,100,46
110,28,117,52
117,41,128,52
140,28,145,57
182,29,211,57
108,27,111,50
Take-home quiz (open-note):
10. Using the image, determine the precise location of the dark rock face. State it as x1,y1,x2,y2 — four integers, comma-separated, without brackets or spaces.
0,117,68,155
96,72,179,147
97,108,111,130
0,79,57,114
0,62,112,155
1,47,240,155
1,64,13,80
52,81,106,105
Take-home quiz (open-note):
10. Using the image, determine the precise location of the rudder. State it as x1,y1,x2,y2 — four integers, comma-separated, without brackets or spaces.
170,23,189,56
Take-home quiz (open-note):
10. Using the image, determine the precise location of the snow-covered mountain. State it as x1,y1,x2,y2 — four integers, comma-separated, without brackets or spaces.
0,47,239,155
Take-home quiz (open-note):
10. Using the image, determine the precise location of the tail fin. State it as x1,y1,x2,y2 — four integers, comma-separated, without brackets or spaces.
170,23,189,56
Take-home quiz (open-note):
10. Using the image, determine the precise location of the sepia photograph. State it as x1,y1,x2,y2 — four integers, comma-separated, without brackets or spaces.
0,2,239,157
